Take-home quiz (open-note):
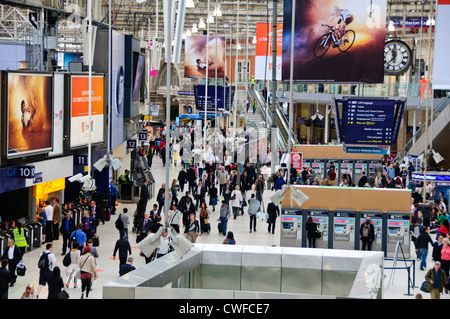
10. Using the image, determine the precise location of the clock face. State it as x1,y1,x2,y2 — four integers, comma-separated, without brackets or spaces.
384,40,412,76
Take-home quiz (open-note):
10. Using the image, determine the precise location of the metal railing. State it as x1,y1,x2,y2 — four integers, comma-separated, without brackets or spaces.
395,95,450,163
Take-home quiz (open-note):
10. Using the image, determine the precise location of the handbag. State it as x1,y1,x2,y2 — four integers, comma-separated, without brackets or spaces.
57,289,70,299
420,281,430,293
79,256,92,280
315,230,322,239
92,235,100,247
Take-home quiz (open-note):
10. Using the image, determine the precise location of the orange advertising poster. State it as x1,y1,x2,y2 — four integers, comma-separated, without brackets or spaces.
255,23,283,57
71,76,104,117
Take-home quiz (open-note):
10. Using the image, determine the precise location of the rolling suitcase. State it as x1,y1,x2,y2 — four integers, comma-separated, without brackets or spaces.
217,222,223,234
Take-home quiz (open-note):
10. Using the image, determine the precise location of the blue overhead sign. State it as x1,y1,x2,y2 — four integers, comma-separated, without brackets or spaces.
344,99,396,145
334,98,406,148
194,85,235,111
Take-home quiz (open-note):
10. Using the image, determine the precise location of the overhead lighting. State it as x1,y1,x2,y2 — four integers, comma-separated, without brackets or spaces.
192,23,198,33
136,0,147,3
186,28,192,36
213,4,222,17
198,18,206,29
388,20,395,32
182,32,186,40
237,42,242,50
252,36,257,44
208,15,214,23
186,0,195,8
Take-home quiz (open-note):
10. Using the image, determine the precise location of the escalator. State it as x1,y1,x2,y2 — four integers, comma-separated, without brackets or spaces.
396,95,450,167
247,89,299,150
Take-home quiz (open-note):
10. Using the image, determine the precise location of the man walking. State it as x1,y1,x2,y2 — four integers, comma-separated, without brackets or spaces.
425,261,447,299
218,200,231,236
60,211,76,255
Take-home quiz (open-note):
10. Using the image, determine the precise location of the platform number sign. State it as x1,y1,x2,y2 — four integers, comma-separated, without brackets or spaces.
139,130,148,141
7,166,36,179
127,140,137,149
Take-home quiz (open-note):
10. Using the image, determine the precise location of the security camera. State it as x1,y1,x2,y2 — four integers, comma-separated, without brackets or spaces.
289,185,310,207
68,173,83,183
270,186,287,206
432,150,444,164
137,227,164,257
168,227,192,258
79,174,92,183
93,156,108,172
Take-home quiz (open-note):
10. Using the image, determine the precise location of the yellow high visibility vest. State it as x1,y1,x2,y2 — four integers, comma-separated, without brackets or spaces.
13,228,27,248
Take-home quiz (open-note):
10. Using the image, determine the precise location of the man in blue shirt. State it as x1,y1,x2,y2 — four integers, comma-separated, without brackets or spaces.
70,223,87,252
60,211,76,255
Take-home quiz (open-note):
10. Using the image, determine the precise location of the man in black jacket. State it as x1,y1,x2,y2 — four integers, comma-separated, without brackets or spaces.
180,196,196,228
360,217,375,251
194,180,207,210
267,201,280,234
186,164,197,194
60,211,76,255
1,238,22,287
0,259,13,299
358,171,368,188
113,231,132,272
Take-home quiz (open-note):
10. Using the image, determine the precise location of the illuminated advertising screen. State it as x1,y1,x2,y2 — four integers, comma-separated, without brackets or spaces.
282,0,387,83
7,72,53,158
184,36,226,79
70,75,105,148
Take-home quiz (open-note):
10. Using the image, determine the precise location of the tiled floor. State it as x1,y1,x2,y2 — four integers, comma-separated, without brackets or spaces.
7,154,448,299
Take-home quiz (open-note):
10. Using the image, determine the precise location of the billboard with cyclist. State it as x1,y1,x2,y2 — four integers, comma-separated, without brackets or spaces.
282,0,387,83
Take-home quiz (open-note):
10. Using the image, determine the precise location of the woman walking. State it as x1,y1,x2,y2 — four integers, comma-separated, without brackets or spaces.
78,246,98,299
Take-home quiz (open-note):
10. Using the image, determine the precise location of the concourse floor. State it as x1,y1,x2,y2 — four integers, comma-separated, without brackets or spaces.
7,154,447,300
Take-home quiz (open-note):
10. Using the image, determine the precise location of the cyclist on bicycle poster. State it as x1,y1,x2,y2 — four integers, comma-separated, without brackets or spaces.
327,6,354,47
281,0,387,84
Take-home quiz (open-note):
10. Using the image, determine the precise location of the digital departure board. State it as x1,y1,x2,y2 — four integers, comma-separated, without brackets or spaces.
333,98,406,149
344,99,396,145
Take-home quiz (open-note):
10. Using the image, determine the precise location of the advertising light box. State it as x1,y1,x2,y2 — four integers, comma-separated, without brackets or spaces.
70,75,105,148
7,72,53,158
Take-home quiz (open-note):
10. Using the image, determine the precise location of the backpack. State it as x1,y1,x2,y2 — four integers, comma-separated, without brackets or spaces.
115,214,124,231
38,252,50,270
362,223,370,238
62,252,71,267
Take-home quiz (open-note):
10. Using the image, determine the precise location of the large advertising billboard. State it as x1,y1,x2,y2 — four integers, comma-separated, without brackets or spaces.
7,72,53,158
432,0,450,90
255,23,283,80
70,75,105,148
184,36,226,79
282,0,387,83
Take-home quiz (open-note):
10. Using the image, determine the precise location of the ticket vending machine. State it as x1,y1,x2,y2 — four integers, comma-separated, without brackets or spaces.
326,159,339,183
386,212,411,259
281,209,304,247
311,159,325,183
339,160,354,185
306,209,331,249
358,211,384,254
302,159,311,171
354,160,368,186
368,160,378,175
331,210,357,250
